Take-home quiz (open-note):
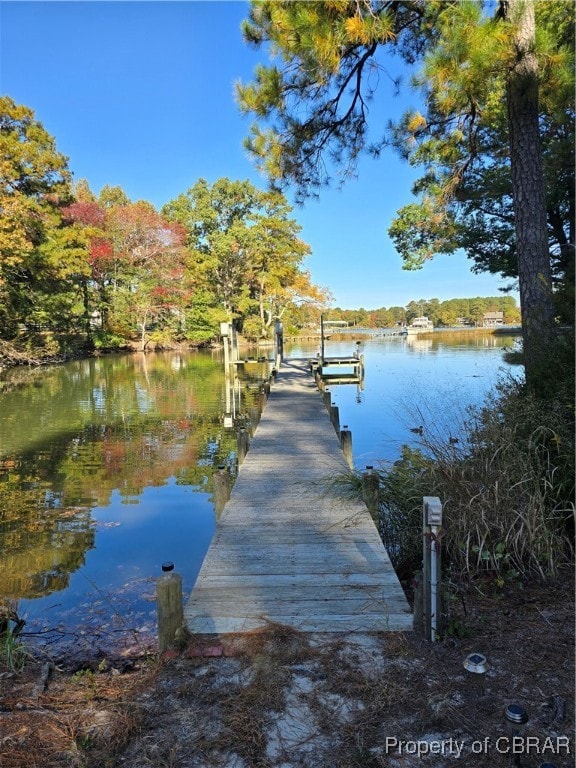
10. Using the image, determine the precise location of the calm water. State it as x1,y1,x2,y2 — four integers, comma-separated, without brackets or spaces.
0,333,517,656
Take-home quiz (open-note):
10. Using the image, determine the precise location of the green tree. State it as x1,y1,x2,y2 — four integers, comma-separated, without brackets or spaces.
237,0,574,392
0,97,73,338
163,178,256,324
389,0,573,381
242,189,316,336
162,178,323,338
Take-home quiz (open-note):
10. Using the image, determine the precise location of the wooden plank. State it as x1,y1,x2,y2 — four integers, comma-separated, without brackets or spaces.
187,614,414,634
185,358,412,635
191,572,392,588
188,587,407,607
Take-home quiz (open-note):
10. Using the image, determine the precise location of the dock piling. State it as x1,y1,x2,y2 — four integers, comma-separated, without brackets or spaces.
213,465,231,516
361,466,379,517
237,427,249,465
340,427,353,469
330,403,340,434
157,562,183,653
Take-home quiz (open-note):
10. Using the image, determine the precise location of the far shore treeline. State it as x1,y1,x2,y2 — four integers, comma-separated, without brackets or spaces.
1,95,522,367
323,296,520,330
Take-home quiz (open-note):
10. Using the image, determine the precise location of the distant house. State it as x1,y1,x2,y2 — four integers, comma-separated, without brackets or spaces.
483,311,504,327
410,316,434,329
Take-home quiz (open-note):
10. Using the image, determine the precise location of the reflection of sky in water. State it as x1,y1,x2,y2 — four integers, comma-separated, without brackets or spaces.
21,478,216,637
287,335,519,468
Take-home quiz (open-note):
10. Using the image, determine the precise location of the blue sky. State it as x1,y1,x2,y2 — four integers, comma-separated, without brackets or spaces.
0,1,518,309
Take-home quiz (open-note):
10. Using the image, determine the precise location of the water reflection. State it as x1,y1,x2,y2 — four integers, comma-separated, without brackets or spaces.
0,338,516,655
0,351,264,616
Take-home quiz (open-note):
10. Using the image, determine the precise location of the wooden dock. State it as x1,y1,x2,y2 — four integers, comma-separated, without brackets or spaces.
185,359,412,634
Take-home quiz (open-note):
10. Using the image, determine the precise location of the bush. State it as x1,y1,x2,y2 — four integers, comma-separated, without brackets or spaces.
370,377,574,582
93,331,129,351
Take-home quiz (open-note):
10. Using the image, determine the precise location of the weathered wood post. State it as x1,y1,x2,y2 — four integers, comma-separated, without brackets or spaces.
213,465,231,516
323,388,331,412
248,405,260,435
237,427,249,465
156,561,183,653
361,465,379,518
340,426,353,469
422,496,443,642
330,403,340,435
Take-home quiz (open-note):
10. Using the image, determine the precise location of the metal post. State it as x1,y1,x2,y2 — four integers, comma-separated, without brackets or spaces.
422,496,442,642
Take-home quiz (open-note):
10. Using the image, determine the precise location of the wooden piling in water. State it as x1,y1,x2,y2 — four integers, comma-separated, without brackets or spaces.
330,404,340,434
340,427,353,469
237,428,249,465
361,466,379,518
249,406,261,434
213,466,231,516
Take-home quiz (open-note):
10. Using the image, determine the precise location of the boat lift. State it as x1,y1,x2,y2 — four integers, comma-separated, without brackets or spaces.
311,315,365,389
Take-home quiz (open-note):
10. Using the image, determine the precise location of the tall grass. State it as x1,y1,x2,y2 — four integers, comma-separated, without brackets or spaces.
0,602,29,672
342,376,574,583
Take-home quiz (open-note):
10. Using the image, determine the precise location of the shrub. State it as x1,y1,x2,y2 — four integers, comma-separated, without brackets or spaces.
368,377,574,582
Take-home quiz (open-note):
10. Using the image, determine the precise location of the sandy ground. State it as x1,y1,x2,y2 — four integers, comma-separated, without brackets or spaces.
0,576,573,768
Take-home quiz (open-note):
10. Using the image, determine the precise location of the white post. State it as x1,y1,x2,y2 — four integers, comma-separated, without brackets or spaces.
274,319,283,370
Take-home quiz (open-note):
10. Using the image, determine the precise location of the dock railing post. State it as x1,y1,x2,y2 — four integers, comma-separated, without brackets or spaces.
156,561,183,653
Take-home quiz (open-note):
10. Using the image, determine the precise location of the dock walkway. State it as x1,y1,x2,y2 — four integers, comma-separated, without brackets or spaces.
185,359,412,634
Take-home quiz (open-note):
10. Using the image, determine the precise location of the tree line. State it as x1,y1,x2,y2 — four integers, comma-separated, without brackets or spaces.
0,96,331,359
325,295,520,329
